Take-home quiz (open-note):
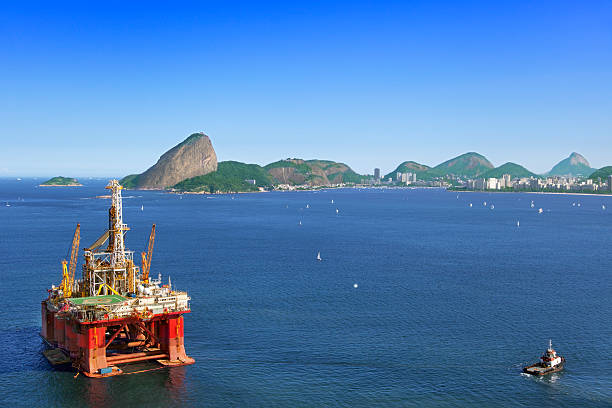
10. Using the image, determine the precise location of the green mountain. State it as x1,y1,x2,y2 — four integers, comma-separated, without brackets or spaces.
384,161,431,180
120,174,140,189
480,162,537,179
173,161,273,193
264,159,364,186
548,152,595,177
588,166,612,181
40,176,81,186
426,152,494,178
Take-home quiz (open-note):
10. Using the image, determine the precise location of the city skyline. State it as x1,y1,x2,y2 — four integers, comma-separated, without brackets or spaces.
1,1,611,177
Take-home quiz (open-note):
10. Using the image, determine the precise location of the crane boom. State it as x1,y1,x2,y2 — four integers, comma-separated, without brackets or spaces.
60,224,80,298
141,224,156,283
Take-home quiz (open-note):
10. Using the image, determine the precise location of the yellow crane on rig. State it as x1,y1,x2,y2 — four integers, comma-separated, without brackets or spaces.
141,224,156,283
60,224,80,298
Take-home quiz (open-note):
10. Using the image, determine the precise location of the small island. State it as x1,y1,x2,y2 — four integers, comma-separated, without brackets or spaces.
40,176,82,187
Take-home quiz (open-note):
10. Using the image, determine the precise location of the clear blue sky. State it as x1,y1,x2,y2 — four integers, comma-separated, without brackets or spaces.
1,1,610,176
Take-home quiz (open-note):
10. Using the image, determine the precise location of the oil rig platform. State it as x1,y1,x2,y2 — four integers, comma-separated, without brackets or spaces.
41,179,195,377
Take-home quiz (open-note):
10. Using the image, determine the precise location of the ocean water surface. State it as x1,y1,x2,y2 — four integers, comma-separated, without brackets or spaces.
0,178,610,407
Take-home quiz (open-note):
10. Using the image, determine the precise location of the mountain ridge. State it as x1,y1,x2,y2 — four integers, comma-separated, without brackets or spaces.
588,166,612,181
426,152,494,178
384,161,431,180
117,132,602,190
480,162,537,179
264,159,363,186
547,152,595,177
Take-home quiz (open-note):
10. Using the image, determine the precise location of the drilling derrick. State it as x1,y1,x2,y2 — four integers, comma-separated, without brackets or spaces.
82,180,136,297
41,179,195,377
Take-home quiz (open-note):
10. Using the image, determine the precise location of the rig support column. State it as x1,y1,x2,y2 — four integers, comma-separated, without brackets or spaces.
81,325,108,375
159,315,189,362
41,302,55,344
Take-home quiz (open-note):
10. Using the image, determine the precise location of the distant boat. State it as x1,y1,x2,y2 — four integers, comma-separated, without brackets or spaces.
490,204,495,210
469,203,473,207
298,220,302,226
577,203,581,207
336,208,339,214
531,201,535,208
483,201,487,206
306,204,310,209
141,205,144,211
523,339,565,376
331,199,334,204
517,220,520,227
538,208,543,214
16,178,21,181
603,205,606,210
572,203,576,207
316,251,322,261
5,202,10,207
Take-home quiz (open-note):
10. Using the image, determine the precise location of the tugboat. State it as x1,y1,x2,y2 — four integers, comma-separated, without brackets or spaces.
523,340,565,376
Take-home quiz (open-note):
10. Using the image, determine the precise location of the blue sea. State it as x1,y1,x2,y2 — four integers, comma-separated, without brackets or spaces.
0,178,610,407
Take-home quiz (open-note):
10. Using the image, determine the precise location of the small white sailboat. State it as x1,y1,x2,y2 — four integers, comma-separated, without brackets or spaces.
306,204,310,209
577,203,581,207
603,205,606,210
517,220,520,227
298,220,302,226
572,202,576,207
483,201,487,206
538,208,543,214
331,199,334,204
490,204,495,210
469,203,473,207
316,251,322,261
336,208,339,214
531,201,535,208
141,205,144,211
5,202,10,207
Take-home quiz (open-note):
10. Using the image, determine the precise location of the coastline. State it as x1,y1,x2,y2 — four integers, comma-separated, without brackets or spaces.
455,189,612,197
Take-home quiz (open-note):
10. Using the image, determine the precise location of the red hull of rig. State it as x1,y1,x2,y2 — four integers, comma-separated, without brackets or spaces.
41,179,194,377
41,305,193,377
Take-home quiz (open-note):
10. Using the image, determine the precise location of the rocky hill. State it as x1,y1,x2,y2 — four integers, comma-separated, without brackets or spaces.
264,159,363,186
548,152,595,177
121,132,217,189
480,162,537,179
426,152,494,178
